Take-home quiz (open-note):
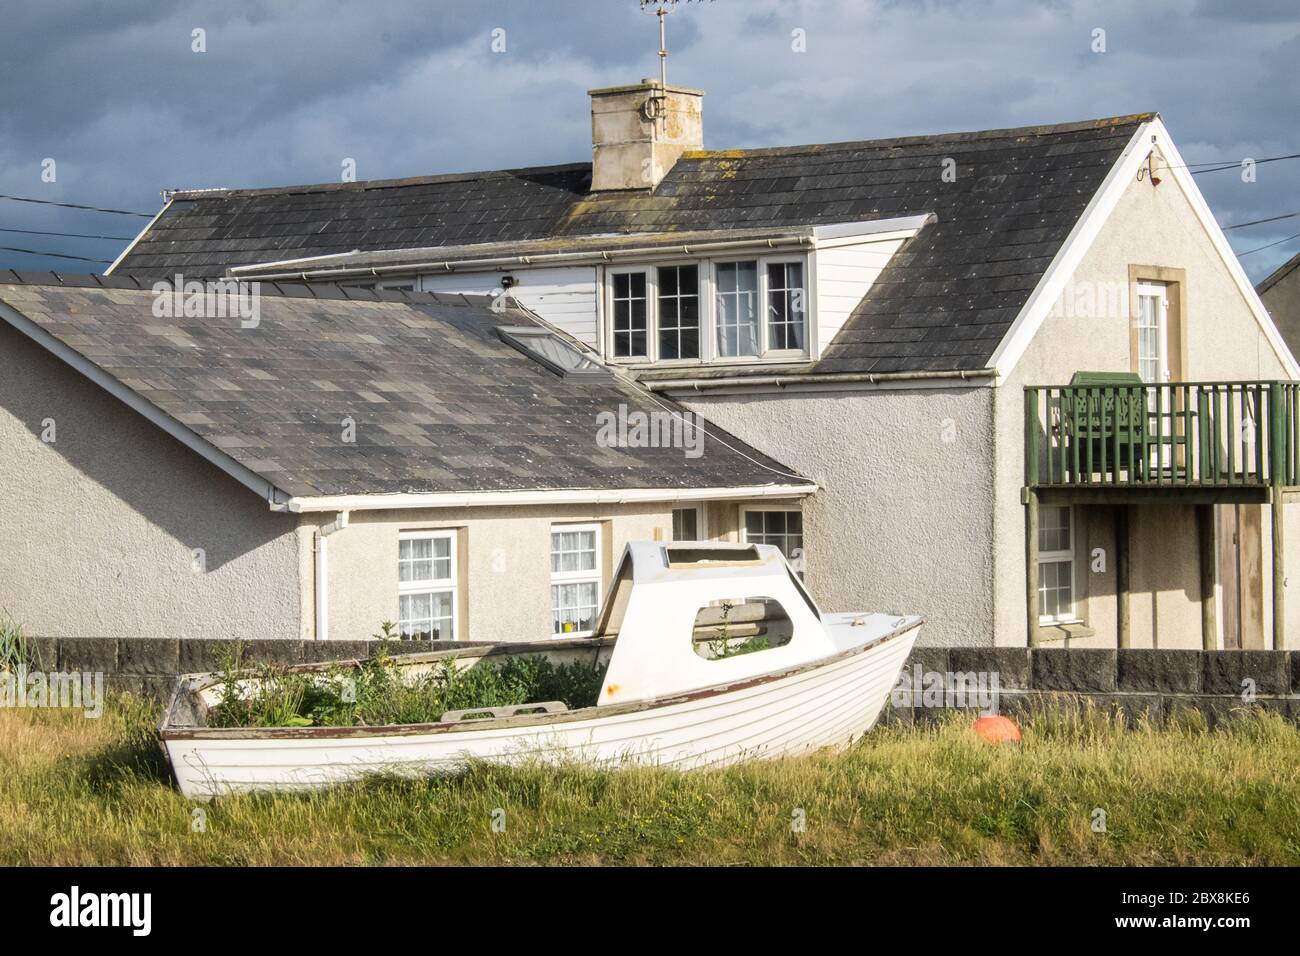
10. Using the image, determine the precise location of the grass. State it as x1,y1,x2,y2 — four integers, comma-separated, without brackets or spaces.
2,695,1299,865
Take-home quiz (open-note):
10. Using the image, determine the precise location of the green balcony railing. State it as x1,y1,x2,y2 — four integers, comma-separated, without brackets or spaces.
1024,380,1300,488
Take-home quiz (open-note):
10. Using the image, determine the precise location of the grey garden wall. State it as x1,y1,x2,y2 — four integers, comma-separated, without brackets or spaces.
29,638,1300,727
889,646,1300,726
27,636,474,700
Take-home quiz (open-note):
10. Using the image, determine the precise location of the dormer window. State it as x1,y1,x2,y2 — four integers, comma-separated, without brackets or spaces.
611,271,648,358
657,264,700,360
766,261,806,351
603,255,809,365
715,261,759,358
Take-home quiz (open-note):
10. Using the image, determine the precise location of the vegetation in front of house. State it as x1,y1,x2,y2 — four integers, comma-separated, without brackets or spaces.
4,693,1300,866
0,611,34,674
206,641,608,729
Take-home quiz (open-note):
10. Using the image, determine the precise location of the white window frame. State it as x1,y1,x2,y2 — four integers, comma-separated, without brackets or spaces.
608,269,651,360
550,522,603,638
601,254,810,367
740,505,805,569
655,261,705,363
712,256,809,361
1037,506,1079,625
397,530,459,641
1135,280,1169,386
671,505,708,542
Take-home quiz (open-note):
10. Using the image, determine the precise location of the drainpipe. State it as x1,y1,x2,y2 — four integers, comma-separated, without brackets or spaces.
313,510,350,640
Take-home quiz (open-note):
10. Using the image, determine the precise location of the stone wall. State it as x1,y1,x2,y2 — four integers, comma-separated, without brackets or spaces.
21,640,1300,725
22,637,474,701
889,647,1300,725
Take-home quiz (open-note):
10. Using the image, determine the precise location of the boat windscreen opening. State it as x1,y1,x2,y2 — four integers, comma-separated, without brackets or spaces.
692,597,795,660
664,545,762,567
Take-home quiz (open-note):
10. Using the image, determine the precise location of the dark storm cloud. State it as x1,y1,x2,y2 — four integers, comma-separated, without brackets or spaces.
0,0,1296,280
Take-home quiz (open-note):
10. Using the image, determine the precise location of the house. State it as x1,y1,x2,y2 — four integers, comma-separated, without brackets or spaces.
5,78,1297,649
1258,251,1300,361
0,275,812,642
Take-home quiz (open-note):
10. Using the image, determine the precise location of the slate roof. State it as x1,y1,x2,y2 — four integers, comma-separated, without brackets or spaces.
0,272,811,499
112,113,1153,373
1257,249,1300,297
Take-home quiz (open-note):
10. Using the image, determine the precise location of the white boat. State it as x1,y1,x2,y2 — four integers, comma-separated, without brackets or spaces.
160,541,923,799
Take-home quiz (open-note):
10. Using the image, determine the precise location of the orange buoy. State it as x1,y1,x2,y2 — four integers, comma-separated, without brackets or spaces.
973,714,1021,743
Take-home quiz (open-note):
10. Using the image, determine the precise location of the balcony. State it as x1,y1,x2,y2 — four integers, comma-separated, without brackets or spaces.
1024,378,1300,495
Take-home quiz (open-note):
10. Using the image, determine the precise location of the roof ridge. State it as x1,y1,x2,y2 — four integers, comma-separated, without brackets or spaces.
169,162,593,201
163,113,1155,203
679,113,1158,161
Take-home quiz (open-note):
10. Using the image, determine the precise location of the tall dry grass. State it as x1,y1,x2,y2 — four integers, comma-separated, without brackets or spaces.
1,695,1298,865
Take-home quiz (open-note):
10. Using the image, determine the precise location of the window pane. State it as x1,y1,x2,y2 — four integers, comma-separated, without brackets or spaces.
399,589,455,641
767,261,806,351
1038,560,1072,621
1038,507,1071,553
715,262,759,357
551,528,597,573
612,272,648,357
658,264,700,360
400,535,453,584
744,510,803,563
552,581,599,634
672,507,698,541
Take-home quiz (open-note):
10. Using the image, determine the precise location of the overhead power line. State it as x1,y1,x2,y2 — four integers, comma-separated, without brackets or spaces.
0,244,113,264
0,225,135,241
1178,152,1300,175
0,193,153,217
1236,231,1300,257
1222,210,1300,231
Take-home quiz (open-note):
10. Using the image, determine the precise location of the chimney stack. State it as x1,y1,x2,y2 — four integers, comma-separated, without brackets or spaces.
588,79,703,192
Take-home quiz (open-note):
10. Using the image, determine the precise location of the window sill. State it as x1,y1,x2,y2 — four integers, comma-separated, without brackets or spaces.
1033,621,1096,643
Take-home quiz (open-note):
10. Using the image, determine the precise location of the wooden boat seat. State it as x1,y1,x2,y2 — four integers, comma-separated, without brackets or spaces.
440,700,569,723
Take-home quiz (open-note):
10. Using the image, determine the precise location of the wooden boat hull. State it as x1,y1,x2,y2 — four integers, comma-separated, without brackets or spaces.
163,620,919,800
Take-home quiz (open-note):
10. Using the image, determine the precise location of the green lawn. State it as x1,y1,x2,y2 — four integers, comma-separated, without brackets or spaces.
2,695,1299,866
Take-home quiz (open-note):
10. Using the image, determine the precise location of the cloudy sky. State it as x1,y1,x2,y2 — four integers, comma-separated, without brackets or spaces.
1,0,1296,280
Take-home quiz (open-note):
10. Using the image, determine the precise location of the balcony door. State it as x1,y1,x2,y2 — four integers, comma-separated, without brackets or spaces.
1135,282,1169,386
1136,281,1172,473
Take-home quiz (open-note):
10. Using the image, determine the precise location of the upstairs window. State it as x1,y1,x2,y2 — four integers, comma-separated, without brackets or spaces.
658,264,700,360
611,271,648,358
767,262,806,351
604,255,809,365
715,261,760,358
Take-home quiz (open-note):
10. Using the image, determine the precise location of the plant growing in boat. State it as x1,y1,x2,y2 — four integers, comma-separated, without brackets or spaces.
206,640,608,729
695,599,786,660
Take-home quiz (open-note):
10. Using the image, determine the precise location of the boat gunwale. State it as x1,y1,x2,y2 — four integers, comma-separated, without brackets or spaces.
158,617,923,741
